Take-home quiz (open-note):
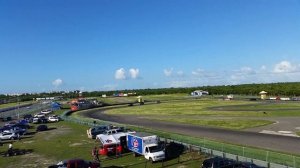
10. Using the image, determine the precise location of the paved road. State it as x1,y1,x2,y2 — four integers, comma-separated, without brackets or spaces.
0,103,49,119
83,106,300,155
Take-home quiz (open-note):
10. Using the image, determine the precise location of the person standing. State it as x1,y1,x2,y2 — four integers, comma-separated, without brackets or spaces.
92,146,97,161
8,143,13,156
8,143,12,150
95,147,100,162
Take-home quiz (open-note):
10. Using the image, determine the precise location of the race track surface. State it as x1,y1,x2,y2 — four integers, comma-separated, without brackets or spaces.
83,106,300,155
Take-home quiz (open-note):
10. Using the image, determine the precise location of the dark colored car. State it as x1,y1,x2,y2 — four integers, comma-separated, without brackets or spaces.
229,162,265,168
90,125,109,139
36,125,48,132
40,117,48,123
49,159,100,168
202,157,235,168
23,114,33,121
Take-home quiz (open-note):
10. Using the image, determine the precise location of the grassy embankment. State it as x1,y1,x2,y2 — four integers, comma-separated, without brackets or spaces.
0,109,203,168
106,97,300,130
74,109,300,167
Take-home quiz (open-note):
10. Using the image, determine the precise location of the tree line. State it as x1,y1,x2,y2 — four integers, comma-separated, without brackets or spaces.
1,82,300,103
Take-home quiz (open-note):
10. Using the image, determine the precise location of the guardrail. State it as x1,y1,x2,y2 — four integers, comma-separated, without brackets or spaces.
60,109,300,168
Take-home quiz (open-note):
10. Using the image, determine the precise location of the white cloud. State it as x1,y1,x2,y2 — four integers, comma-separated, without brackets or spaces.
177,70,184,77
239,67,255,74
191,68,219,79
273,61,298,73
192,68,204,76
52,78,63,87
261,65,267,71
115,68,126,80
164,68,173,77
129,68,139,79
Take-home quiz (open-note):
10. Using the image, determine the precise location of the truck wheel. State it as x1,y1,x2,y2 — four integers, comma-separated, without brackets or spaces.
149,157,153,163
133,153,138,157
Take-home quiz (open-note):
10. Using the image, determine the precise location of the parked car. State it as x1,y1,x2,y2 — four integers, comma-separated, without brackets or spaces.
36,125,48,132
23,114,33,122
87,125,109,139
202,157,235,168
50,159,100,168
34,113,45,118
39,116,48,123
32,117,41,124
2,126,26,135
0,132,18,140
5,121,17,127
40,109,52,114
33,117,47,124
230,162,265,168
48,116,59,122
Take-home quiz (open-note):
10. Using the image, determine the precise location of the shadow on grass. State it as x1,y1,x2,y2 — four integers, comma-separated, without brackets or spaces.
0,148,34,157
36,127,57,132
47,127,57,131
25,131,37,136
20,135,35,140
165,142,185,161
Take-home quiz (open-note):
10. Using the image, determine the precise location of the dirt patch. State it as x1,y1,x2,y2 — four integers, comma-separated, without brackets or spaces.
41,126,72,141
22,140,35,144
6,153,56,168
69,143,83,147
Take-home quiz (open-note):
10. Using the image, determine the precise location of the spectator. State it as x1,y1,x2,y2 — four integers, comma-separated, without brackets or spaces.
8,143,12,150
8,143,13,156
95,147,100,162
92,146,98,161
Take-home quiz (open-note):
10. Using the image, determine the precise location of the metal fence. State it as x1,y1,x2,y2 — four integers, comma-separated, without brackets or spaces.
60,110,300,168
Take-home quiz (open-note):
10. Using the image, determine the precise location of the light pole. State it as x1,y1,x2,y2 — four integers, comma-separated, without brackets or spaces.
17,96,20,120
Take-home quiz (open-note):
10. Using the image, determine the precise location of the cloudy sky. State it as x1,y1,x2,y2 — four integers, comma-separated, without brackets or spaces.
1,0,300,94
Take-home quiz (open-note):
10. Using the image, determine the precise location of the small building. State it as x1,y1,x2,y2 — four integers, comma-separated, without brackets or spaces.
259,91,268,100
191,90,209,97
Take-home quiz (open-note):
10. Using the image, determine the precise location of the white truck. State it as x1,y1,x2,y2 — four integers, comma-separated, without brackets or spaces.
127,132,165,162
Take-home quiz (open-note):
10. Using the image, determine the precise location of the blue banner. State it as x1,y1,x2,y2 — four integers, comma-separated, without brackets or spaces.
127,135,143,154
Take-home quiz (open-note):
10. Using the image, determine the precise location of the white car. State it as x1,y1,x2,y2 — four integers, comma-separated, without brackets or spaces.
0,132,18,140
40,109,52,114
34,113,45,118
48,116,59,122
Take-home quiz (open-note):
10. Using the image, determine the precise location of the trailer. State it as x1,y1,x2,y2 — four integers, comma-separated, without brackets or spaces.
96,132,127,156
127,132,165,162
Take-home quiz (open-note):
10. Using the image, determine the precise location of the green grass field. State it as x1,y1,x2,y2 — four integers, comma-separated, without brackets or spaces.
107,99,300,117
104,98,300,130
71,111,300,167
0,111,204,168
2,95,300,167
147,117,273,130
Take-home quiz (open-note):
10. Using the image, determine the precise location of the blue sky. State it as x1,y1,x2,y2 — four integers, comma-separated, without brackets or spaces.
1,0,300,94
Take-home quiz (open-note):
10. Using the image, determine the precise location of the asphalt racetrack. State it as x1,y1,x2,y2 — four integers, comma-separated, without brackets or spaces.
83,105,300,155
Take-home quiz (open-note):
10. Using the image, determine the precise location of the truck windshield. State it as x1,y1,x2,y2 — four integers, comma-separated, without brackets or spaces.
148,146,163,153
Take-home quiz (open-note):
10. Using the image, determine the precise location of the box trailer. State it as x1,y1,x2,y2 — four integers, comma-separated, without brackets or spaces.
127,132,165,162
